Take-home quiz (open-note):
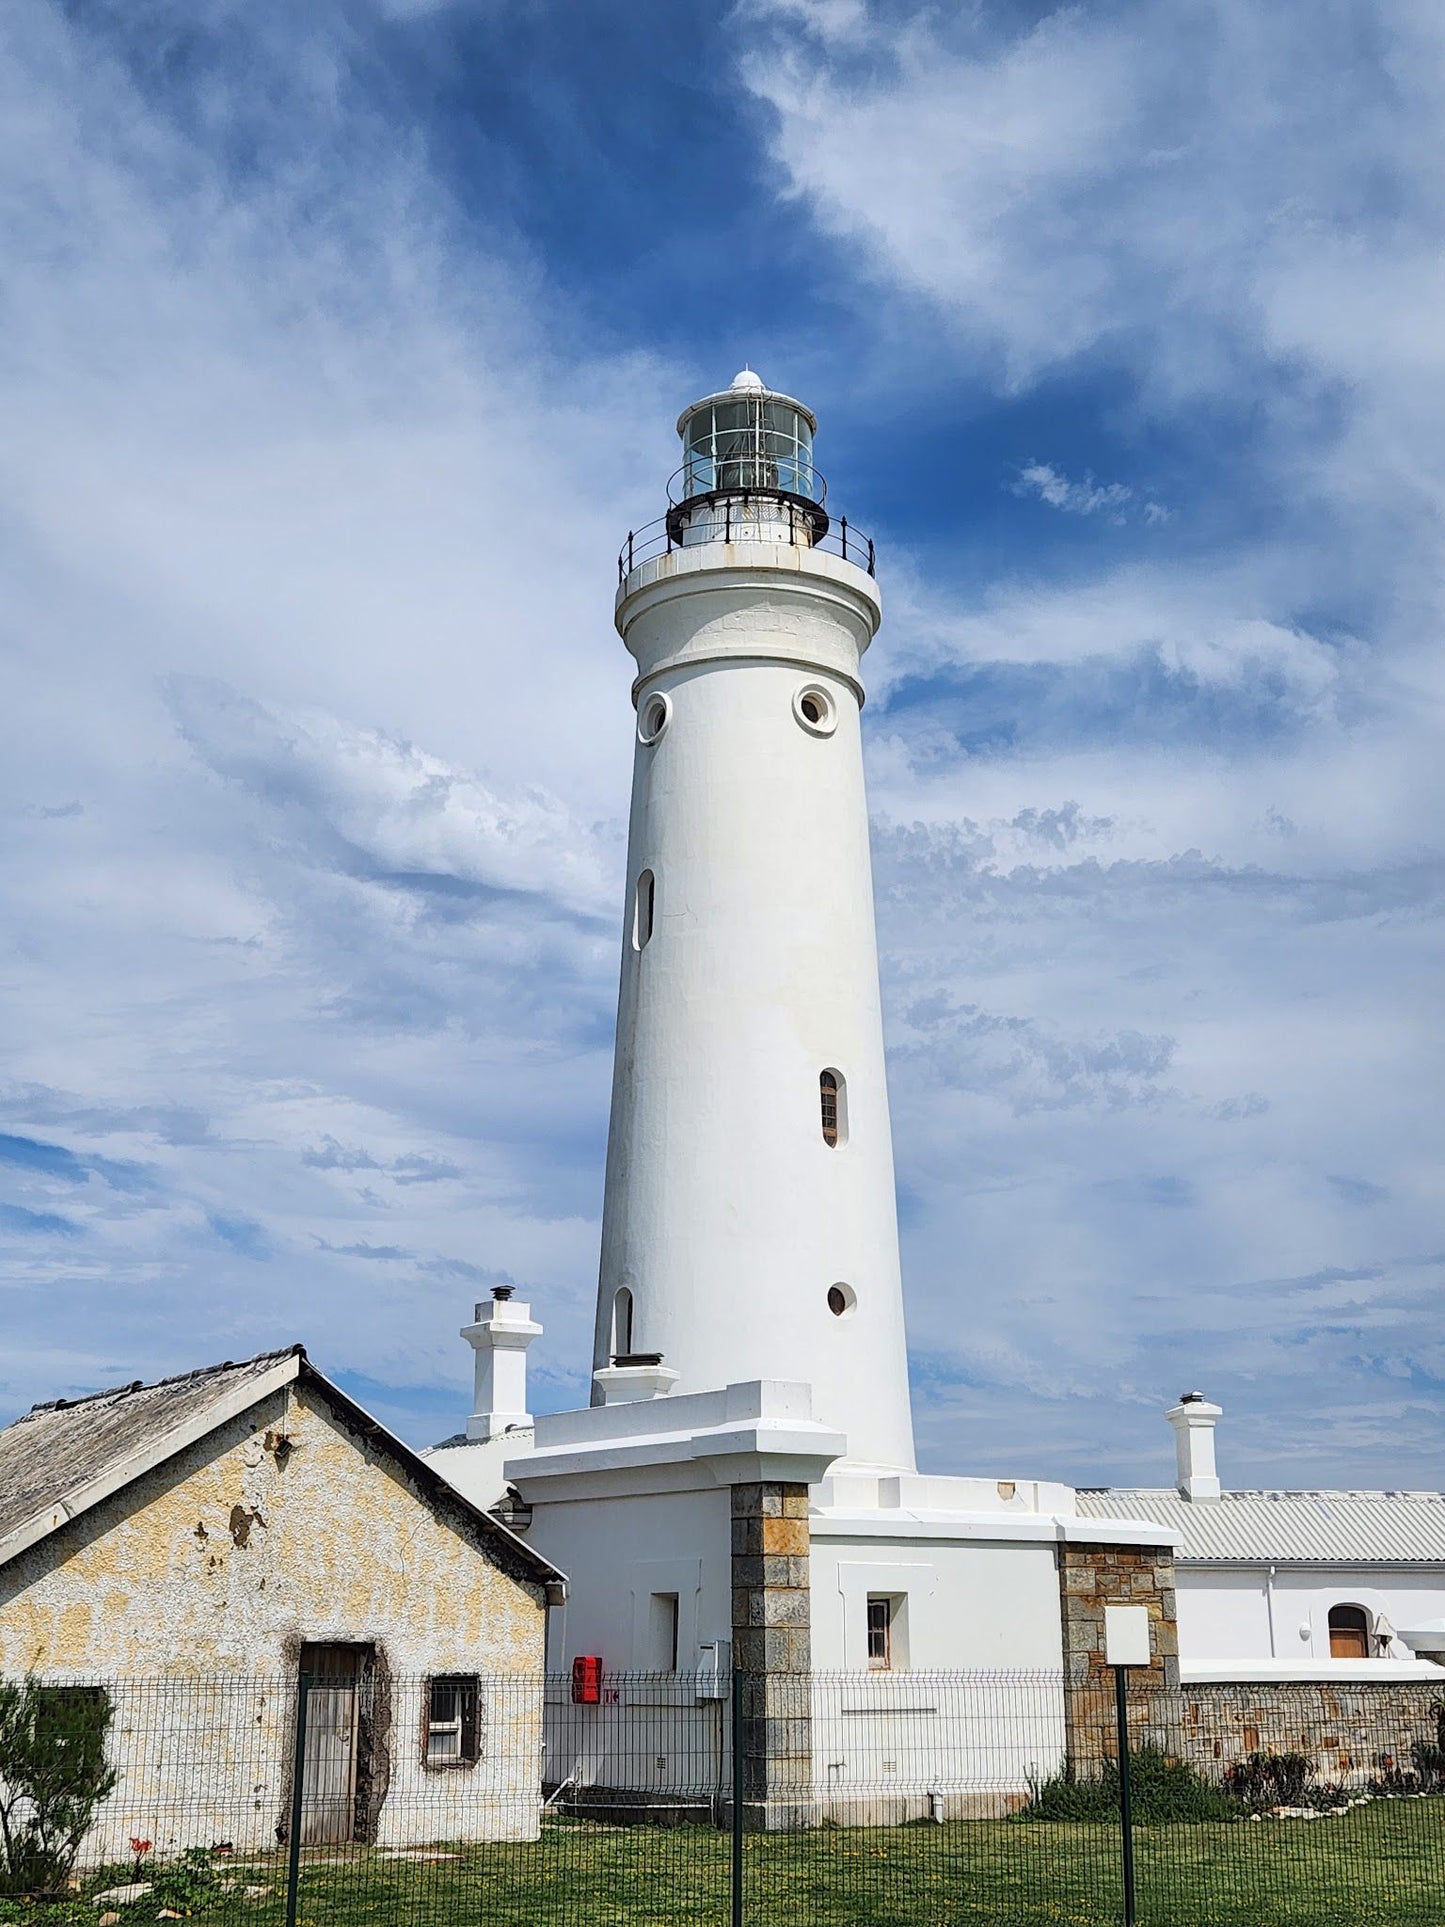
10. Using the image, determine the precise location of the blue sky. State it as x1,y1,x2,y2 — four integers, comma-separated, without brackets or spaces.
1,0,1441,1489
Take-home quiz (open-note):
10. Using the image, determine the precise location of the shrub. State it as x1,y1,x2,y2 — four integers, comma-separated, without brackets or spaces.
1225,1749,1312,1810
1406,1738,1445,1793
1018,1746,1240,1824
0,1678,118,1896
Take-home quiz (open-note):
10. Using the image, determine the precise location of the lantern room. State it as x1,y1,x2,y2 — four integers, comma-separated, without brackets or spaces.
675,368,822,506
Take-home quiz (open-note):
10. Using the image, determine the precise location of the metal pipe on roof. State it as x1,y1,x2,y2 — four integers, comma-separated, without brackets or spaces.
1265,1563,1278,1657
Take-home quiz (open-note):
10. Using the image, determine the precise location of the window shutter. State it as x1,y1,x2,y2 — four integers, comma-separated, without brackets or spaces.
461,1681,479,1764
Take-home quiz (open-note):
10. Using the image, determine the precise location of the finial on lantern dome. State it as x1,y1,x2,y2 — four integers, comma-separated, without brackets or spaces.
730,366,765,393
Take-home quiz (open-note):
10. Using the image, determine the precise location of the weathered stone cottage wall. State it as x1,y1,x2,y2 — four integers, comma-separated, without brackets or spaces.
0,1381,549,1853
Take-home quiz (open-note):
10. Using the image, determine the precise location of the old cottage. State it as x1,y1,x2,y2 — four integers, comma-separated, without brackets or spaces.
0,1346,565,1856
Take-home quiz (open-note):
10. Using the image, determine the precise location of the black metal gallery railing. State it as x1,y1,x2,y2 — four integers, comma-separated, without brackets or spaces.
619,495,876,583
1,1668,1439,1927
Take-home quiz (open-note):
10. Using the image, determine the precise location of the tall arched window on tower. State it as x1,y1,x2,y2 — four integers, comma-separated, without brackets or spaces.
1328,1603,1371,1659
819,1069,847,1146
611,1287,634,1361
633,870,655,950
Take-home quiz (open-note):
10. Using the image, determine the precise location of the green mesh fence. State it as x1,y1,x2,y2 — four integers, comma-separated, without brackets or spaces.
0,1669,1438,1927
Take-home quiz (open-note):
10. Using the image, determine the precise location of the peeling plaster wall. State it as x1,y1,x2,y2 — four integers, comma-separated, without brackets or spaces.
0,1383,548,1850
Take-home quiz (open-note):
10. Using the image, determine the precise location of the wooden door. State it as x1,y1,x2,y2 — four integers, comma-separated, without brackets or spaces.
1328,1606,1370,1659
298,1644,365,1845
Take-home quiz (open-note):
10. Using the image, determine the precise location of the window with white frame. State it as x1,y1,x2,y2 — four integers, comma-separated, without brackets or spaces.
425,1676,479,1766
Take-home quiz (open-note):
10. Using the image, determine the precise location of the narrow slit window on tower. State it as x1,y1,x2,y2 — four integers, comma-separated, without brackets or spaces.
633,869,655,950
612,1286,634,1360
820,1070,839,1145
819,1069,846,1146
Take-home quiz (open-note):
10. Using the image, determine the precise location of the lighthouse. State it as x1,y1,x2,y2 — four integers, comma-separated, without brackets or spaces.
427,373,1182,1749
593,369,916,1473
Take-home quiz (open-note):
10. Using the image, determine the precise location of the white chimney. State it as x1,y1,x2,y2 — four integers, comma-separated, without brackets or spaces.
462,1288,542,1442
1166,1391,1222,1502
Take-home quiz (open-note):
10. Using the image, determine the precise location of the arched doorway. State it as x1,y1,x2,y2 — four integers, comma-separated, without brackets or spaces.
1328,1603,1371,1659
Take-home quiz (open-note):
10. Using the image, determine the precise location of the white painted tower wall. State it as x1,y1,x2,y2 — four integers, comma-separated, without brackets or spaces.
592,378,915,1471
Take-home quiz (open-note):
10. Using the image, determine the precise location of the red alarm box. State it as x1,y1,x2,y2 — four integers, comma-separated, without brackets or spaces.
571,1655,603,1704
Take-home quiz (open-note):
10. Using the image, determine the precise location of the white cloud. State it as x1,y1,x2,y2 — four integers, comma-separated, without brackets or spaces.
733,0,870,49
1011,461,1172,526
2,0,1441,1496
1013,462,1134,520
0,0,665,1427
736,0,1445,1482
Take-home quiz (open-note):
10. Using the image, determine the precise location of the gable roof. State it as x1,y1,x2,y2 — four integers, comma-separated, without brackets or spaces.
0,1345,564,1590
1077,1486,1445,1567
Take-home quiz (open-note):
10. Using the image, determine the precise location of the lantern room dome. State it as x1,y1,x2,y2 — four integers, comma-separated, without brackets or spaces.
674,372,821,508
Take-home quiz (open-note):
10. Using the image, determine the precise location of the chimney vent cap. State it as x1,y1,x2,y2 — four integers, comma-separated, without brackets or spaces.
1179,1390,1206,1403
492,1285,515,1301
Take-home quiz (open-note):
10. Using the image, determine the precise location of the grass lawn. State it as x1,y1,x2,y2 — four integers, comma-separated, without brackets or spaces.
265,1800,1441,1927
9,1803,1436,1927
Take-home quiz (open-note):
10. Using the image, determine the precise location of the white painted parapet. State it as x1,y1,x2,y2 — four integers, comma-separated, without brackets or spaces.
508,1377,847,1501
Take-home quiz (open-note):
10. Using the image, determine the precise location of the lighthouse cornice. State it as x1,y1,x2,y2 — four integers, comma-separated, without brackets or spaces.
616,543,882,704
616,538,882,630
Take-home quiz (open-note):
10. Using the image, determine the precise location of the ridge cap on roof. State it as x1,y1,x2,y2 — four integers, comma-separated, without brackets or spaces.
22,1345,305,1421
1083,1485,1445,1503
3,1345,563,1591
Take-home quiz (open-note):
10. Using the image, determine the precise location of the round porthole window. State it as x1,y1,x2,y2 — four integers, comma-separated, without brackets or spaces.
794,685,838,737
638,692,671,744
827,1282,857,1318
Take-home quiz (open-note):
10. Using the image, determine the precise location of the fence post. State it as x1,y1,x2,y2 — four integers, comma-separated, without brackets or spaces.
285,1672,310,1927
1113,1664,1136,1927
730,1668,744,1927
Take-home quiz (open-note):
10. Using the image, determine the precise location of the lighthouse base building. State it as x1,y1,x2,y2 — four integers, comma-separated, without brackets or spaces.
427,372,1445,1820
430,1345,1445,1821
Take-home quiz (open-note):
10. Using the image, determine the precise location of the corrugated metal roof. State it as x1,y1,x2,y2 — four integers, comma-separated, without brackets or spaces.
1076,1487,1445,1565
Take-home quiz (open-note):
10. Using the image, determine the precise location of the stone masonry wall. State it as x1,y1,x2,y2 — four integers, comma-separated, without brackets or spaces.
1180,1681,1445,1787
0,1379,549,1854
1059,1540,1181,1769
730,1482,811,1829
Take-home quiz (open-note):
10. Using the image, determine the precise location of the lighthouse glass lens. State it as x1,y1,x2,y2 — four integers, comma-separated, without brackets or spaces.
681,397,817,501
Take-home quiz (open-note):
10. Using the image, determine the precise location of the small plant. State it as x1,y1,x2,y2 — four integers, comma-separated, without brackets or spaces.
149,1847,225,1915
131,1837,154,1882
0,1677,118,1896
1404,1696,1445,1792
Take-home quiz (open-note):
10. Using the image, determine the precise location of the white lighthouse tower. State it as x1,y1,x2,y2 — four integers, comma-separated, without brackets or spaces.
593,370,915,1473
428,373,1175,1723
